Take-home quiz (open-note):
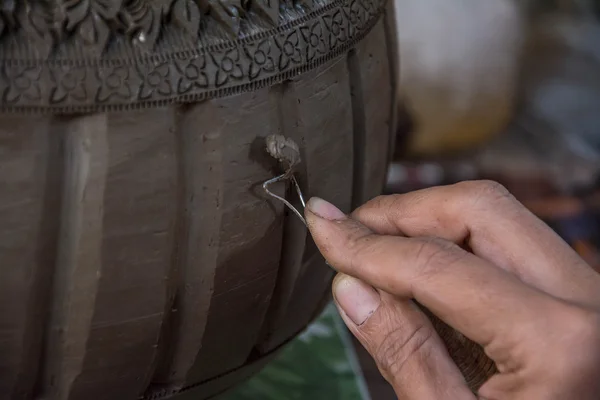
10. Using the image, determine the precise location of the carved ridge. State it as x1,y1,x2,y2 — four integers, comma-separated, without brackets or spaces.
0,0,385,113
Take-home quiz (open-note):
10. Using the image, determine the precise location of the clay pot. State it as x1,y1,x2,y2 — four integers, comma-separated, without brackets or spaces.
0,1,396,399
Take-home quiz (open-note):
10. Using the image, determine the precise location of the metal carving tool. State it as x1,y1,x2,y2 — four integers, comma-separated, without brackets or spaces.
263,134,337,270
263,134,307,226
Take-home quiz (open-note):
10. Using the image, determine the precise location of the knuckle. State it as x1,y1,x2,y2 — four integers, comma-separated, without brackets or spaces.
354,194,396,218
543,304,600,379
411,237,467,280
472,180,511,198
558,306,600,355
369,194,391,209
375,324,434,380
458,180,514,207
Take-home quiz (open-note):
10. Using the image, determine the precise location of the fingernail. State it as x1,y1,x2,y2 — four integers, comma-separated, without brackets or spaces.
306,197,346,221
333,274,380,326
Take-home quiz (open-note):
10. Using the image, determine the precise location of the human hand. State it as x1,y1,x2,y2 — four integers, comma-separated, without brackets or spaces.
305,181,600,400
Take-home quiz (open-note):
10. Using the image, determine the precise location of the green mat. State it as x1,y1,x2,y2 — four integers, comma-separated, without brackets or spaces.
222,304,371,400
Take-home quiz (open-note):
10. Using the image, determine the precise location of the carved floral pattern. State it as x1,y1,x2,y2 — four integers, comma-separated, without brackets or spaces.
137,62,172,99
300,21,326,62
323,10,346,48
96,66,133,101
3,65,42,104
50,66,88,104
0,0,385,111
275,30,302,70
175,56,209,94
212,48,244,87
343,0,367,38
245,39,275,80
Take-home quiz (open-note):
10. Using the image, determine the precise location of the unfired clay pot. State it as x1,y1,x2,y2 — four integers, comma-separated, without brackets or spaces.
0,0,396,399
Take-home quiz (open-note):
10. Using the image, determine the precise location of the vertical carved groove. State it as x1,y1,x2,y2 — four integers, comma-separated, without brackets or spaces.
383,3,400,160
141,107,187,396
291,56,353,331
350,20,393,203
27,118,64,400
257,58,354,350
40,114,109,400
0,4,393,398
147,102,224,392
189,90,283,382
256,83,308,353
347,49,368,208
0,117,63,399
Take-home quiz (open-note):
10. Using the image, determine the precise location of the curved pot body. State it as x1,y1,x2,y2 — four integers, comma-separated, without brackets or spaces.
0,1,396,399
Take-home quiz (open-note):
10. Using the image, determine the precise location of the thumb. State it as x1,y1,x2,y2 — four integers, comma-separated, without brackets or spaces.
333,274,475,400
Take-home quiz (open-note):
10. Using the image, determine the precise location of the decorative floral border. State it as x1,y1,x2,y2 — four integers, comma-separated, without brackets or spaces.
0,0,386,114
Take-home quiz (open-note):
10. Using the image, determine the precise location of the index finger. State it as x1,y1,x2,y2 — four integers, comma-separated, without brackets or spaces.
353,181,600,307
305,201,560,350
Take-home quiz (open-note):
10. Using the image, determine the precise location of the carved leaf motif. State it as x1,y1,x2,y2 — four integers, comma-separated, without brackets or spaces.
0,0,17,37
28,4,50,34
294,0,313,10
14,2,55,57
120,0,174,50
198,0,240,36
64,0,89,31
171,0,200,37
220,0,246,13
0,0,386,109
253,0,278,26
94,0,124,18
1,1,17,24
62,0,123,50
78,13,110,48
63,0,123,29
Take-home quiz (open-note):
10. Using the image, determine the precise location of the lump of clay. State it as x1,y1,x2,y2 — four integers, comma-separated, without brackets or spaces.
265,134,301,171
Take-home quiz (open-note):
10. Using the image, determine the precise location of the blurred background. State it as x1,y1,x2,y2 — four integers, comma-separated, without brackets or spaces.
224,0,600,398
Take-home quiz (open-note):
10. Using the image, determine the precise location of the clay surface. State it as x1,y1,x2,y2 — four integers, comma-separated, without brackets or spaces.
0,0,395,399
266,134,301,171
0,0,385,113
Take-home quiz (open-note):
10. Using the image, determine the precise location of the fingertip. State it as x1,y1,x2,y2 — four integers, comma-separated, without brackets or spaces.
306,197,346,221
305,199,354,256
332,272,346,291
333,273,381,326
